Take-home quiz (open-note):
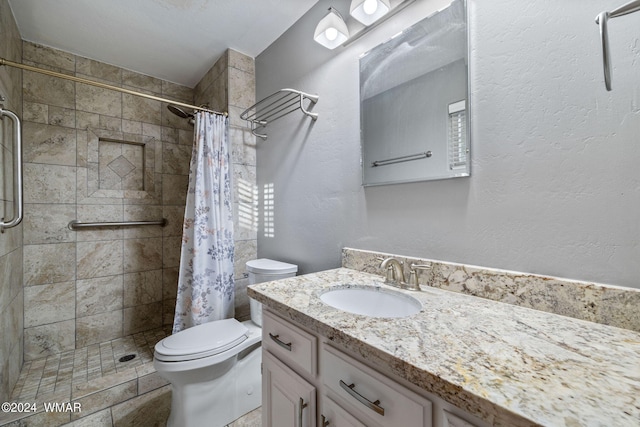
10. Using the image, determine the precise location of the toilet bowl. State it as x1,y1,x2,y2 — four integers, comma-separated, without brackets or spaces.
154,258,297,427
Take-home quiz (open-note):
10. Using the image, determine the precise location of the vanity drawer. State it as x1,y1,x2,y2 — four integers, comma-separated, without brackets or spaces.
262,310,317,376
321,345,432,427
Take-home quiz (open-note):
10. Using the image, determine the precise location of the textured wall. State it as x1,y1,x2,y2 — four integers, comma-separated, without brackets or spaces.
0,0,23,402
20,42,194,360
256,0,640,289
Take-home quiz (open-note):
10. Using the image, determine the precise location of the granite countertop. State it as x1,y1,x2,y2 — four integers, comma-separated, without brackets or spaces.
247,268,640,427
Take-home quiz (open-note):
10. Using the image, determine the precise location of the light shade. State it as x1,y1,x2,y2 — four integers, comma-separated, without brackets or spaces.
314,7,349,49
350,0,391,26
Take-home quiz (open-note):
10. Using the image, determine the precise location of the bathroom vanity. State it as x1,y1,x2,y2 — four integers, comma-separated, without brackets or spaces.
248,267,640,427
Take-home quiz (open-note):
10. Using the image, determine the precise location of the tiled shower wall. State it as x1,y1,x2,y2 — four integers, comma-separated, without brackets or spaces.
20,42,195,361
0,0,24,402
194,50,258,321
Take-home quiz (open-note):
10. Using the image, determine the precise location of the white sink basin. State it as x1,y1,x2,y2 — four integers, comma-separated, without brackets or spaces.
319,286,422,318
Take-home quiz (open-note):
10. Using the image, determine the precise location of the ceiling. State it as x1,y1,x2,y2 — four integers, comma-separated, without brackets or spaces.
8,0,319,88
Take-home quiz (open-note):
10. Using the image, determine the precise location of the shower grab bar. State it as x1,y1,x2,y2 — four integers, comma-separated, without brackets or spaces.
0,105,23,233
68,219,167,230
371,151,432,167
595,0,640,91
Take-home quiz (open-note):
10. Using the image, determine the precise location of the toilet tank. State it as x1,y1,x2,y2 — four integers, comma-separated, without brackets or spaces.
246,258,298,327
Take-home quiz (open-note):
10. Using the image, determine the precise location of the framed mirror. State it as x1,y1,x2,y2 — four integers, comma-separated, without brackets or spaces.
360,0,469,186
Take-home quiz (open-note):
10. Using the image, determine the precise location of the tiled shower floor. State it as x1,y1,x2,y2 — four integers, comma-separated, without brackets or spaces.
11,328,169,402
1,328,261,426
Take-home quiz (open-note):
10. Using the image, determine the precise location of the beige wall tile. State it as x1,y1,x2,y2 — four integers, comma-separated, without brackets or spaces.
24,163,76,204
161,81,192,103
162,267,179,300
230,126,257,166
123,238,163,273
23,203,75,245
76,83,122,117
24,242,76,286
137,371,169,395
122,93,161,125
24,281,75,328
228,49,255,75
23,101,48,124
161,236,181,269
23,42,75,72
124,269,163,307
110,385,171,426
178,128,193,146
49,105,76,128
76,311,123,348
123,302,162,335
63,408,112,427
76,111,100,130
76,275,124,317
24,320,75,359
161,126,178,144
234,239,257,280
76,57,122,84
77,240,124,280
162,142,191,175
22,122,76,166
122,119,142,135
162,206,184,237
76,204,124,242
123,205,163,239
71,379,136,421
23,70,75,109
162,174,188,206
162,298,176,327
142,123,161,139
228,67,256,110
122,70,162,94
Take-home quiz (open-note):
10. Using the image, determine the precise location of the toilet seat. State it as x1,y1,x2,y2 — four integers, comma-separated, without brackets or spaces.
155,318,248,362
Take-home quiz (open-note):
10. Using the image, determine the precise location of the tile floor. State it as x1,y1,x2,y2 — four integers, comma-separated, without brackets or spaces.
0,328,262,426
10,328,169,403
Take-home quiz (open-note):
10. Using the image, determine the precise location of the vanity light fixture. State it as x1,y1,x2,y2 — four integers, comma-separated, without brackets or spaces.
350,0,391,25
313,7,350,49
313,0,415,49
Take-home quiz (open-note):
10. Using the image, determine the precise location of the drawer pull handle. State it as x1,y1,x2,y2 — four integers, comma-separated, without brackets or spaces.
269,333,292,351
298,397,308,427
321,414,330,426
339,380,385,416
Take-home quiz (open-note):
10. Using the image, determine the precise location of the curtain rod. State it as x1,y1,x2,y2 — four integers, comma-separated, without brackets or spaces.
0,57,227,116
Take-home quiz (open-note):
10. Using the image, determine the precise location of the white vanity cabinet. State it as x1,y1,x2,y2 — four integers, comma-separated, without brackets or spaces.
262,310,318,427
321,345,433,427
263,350,316,427
261,309,484,427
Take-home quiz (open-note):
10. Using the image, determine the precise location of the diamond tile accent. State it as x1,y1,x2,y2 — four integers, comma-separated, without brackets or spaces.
108,155,135,178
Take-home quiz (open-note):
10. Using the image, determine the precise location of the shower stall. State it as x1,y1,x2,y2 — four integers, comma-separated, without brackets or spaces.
0,9,258,421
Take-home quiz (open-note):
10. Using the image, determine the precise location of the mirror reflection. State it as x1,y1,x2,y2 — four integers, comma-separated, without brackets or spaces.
360,0,469,186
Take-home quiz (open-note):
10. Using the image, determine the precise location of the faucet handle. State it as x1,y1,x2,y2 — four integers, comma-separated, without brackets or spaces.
407,263,432,290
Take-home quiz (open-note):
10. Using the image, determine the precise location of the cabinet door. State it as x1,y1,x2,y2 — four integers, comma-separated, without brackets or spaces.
263,350,316,427
320,396,367,427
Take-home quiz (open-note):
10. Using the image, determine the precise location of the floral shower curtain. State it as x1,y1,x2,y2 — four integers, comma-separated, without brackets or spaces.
173,112,234,333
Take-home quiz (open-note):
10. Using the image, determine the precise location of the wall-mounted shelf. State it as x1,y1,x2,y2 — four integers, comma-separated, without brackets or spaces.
240,88,318,140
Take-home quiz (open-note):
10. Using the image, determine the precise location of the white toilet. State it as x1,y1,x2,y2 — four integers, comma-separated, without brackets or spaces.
154,258,298,427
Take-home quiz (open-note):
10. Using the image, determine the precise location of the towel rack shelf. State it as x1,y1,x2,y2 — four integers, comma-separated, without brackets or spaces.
240,88,318,140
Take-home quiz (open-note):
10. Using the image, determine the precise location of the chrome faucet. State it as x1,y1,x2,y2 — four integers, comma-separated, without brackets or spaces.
379,257,406,287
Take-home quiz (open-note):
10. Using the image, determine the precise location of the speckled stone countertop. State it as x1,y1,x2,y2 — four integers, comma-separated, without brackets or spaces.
247,268,640,427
